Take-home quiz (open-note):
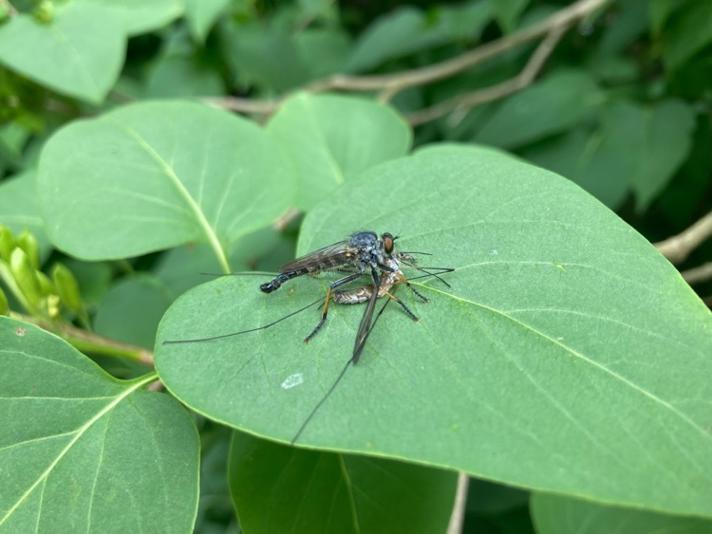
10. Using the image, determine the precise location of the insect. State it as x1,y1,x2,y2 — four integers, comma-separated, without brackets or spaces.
163,231,454,443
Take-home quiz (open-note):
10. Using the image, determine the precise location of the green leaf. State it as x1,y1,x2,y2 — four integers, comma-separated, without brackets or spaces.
531,493,712,534
145,55,225,98
0,3,125,103
662,1,712,70
37,100,293,272
94,274,173,349
228,431,456,533
522,98,695,212
267,93,412,210
0,171,51,260
184,0,230,42
473,70,604,149
346,2,492,73
76,0,183,35
0,316,199,532
493,0,530,33
156,145,712,517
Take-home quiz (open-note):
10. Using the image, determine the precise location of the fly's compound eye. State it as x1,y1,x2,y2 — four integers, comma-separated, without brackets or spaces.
382,232,394,254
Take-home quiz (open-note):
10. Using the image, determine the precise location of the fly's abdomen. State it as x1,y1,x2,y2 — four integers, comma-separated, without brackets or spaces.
260,268,309,293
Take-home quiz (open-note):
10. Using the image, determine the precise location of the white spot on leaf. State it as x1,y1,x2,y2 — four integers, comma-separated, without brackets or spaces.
281,373,303,390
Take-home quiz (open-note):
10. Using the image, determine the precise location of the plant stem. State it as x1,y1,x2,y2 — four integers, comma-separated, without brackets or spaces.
9,312,154,366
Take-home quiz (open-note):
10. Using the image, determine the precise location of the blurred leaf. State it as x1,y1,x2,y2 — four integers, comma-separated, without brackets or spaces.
184,0,230,42
662,1,712,70
596,0,648,56
156,145,712,517
649,0,688,35
94,274,173,348
473,70,604,149
522,98,695,211
467,478,528,515
221,20,350,92
76,0,183,35
531,493,712,534
62,259,113,307
37,101,293,267
228,431,457,534
0,316,199,532
267,92,412,210
0,3,125,103
145,55,225,98
196,427,237,533
347,2,492,72
493,0,530,33
0,170,50,259
522,126,631,209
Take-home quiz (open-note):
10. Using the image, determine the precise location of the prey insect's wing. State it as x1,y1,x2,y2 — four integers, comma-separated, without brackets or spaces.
279,240,356,273
351,276,380,363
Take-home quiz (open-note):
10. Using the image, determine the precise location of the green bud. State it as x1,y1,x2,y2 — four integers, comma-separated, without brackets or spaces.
16,230,40,270
0,287,8,316
52,263,83,314
46,294,61,319
0,226,13,262
33,0,55,23
10,247,42,309
36,271,55,296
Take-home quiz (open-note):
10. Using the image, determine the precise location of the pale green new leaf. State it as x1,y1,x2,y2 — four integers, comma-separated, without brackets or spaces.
155,145,712,517
267,93,412,210
228,432,456,534
0,3,125,103
76,0,183,35
0,316,199,532
37,101,293,271
531,493,712,534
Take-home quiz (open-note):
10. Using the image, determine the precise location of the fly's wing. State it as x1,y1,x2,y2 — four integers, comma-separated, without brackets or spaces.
279,240,356,274
352,279,379,363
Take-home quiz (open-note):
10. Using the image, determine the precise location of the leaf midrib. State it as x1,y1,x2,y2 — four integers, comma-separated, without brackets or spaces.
0,372,157,526
116,124,230,273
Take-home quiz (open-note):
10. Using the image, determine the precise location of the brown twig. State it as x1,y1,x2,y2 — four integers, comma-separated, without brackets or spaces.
681,262,712,285
205,0,611,117
10,312,154,366
446,473,470,534
655,211,712,265
407,23,567,126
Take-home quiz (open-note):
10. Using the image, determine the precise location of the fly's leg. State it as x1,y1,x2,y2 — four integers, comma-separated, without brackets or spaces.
304,271,364,343
405,281,429,303
385,291,419,321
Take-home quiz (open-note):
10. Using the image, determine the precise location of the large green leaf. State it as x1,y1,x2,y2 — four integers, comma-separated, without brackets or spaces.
155,145,712,517
531,493,712,534
228,432,456,533
37,100,293,271
76,0,183,35
0,316,199,532
267,93,412,210
0,3,125,103
473,70,604,149
0,170,51,258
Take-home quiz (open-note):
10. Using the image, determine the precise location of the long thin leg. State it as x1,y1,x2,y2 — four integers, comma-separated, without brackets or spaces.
405,282,429,302
304,271,365,343
163,296,323,344
385,291,419,321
